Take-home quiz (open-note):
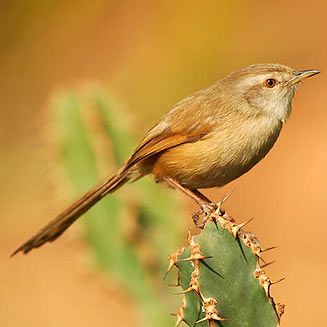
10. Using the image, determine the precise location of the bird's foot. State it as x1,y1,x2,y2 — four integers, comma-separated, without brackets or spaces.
192,202,217,228
192,191,235,228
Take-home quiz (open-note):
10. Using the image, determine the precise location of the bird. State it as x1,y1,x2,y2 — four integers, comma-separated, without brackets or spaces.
12,63,320,256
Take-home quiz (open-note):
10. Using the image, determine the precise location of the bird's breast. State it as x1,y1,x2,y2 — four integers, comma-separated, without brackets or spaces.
152,117,282,189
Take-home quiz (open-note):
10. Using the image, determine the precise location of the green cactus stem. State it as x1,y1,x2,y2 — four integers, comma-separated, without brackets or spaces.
168,211,284,327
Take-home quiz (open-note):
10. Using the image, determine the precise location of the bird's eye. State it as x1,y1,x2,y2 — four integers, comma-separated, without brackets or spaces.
265,79,276,88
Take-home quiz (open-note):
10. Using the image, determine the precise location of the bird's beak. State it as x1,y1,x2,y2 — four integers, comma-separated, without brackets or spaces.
287,69,320,86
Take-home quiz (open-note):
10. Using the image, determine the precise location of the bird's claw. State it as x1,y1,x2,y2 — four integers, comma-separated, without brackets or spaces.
201,203,217,215
192,203,217,228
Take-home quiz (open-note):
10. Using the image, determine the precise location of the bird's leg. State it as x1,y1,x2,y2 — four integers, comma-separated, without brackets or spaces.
162,176,217,227
191,189,217,209
162,176,213,206
190,189,212,203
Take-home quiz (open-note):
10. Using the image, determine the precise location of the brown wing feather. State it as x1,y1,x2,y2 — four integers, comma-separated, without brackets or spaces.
125,85,220,169
124,89,220,170
124,123,214,171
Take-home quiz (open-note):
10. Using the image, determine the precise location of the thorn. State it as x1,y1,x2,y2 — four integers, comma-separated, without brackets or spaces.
260,261,275,269
215,191,234,218
229,217,254,239
194,291,204,301
261,246,277,253
181,237,209,262
272,277,285,285
179,255,212,262
212,219,219,230
194,317,207,324
175,288,202,300
195,314,226,324
163,270,170,281
172,297,187,327
238,217,254,229
220,189,234,205
175,288,193,295
236,237,248,263
164,247,185,280
178,255,209,262
175,318,185,327
258,256,267,264
179,289,204,302
200,259,224,278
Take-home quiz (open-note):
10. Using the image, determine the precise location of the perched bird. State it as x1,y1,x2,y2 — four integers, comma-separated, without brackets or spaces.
12,63,319,256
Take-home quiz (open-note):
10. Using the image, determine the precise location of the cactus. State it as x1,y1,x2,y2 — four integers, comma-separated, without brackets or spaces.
168,211,284,327
49,85,185,327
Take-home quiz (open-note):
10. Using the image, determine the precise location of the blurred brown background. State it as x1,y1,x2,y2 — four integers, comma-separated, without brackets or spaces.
1,1,326,326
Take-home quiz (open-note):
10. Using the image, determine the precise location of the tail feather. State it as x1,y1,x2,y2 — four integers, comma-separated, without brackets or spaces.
11,170,129,256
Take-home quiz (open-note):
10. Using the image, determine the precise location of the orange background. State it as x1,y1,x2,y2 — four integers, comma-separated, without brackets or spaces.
1,1,326,326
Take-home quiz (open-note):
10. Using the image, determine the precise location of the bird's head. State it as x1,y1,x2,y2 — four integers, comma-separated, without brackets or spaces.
225,63,320,122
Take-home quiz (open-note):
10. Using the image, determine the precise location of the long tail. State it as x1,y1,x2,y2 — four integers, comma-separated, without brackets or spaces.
11,169,130,256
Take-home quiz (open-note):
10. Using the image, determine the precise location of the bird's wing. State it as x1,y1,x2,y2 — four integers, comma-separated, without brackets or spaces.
124,92,218,170
125,126,211,169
